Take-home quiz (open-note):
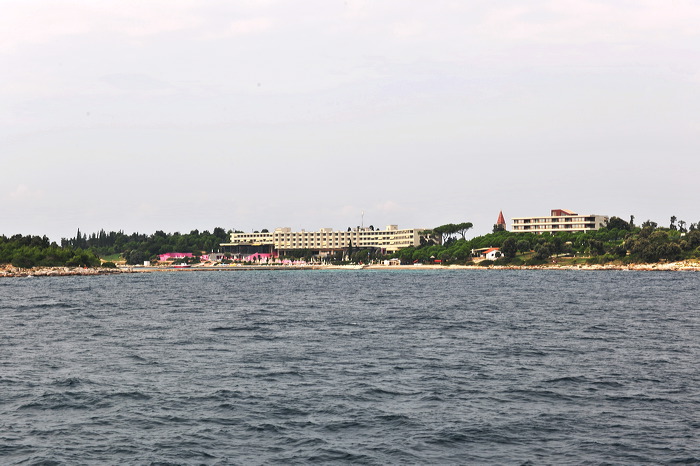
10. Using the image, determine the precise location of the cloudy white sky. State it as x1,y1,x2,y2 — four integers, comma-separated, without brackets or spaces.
2,0,699,241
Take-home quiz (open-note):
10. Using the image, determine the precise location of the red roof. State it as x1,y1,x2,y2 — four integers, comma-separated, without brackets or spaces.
483,247,500,254
551,209,577,216
496,211,506,225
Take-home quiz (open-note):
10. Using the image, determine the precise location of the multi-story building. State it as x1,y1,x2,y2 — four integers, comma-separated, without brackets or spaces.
511,209,608,234
221,225,432,257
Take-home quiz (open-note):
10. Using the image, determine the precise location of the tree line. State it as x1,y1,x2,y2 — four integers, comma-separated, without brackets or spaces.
4,215,700,268
60,227,233,265
0,234,100,268
394,216,700,265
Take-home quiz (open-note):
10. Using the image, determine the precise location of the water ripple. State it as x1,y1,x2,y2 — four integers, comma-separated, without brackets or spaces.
0,270,698,464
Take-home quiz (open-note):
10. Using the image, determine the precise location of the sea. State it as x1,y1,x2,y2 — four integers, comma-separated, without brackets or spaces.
1,269,698,465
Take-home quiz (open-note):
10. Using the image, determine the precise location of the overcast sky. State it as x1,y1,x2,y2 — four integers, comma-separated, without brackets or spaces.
2,0,699,241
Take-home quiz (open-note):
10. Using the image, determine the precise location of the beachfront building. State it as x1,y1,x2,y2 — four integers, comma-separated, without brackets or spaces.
471,247,503,260
511,209,608,234
482,247,502,260
158,252,194,261
221,225,433,258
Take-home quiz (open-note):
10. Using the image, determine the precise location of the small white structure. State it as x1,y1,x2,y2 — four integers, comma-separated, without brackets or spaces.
206,252,226,262
482,248,502,260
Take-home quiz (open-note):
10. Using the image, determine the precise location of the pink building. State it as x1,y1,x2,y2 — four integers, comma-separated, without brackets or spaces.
158,252,194,261
244,253,273,262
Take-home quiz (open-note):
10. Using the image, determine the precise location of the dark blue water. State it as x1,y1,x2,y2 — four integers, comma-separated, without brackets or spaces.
1,270,699,464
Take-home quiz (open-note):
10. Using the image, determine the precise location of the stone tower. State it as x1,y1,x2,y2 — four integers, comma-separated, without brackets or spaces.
496,211,506,231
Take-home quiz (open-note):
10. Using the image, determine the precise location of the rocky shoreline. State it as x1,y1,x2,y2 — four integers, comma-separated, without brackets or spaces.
3,260,700,277
0,265,126,278
451,262,700,271
369,262,700,271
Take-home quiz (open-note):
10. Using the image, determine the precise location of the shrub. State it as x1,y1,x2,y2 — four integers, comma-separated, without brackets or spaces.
102,261,117,268
524,257,546,266
534,243,553,260
11,256,34,268
516,240,531,253
478,260,493,267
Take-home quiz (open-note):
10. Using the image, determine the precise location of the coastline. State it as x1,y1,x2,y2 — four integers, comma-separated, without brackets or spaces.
0,265,125,278
3,260,700,277
371,262,700,271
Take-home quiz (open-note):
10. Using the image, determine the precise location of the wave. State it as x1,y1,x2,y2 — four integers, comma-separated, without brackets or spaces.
3,270,699,464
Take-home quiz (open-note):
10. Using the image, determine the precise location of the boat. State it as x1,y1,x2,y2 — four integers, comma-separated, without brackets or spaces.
172,263,191,268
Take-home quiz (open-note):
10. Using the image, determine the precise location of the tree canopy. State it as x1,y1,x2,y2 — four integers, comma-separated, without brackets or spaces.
391,218,700,266
432,222,473,243
60,227,233,265
0,234,100,268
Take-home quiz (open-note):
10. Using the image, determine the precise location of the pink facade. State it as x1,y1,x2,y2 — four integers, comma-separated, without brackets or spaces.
244,253,273,262
158,252,194,261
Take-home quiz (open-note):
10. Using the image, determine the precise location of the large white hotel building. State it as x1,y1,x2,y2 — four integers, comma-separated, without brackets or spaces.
511,209,608,234
221,225,432,256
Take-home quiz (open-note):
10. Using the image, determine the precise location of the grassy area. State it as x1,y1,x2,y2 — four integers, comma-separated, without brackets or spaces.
100,253,122,262
508,252,596,266
516,251,535,261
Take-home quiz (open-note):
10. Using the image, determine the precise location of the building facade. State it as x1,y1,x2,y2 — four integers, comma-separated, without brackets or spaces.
221,225,431,257
158,252,194,261
511,209,608,234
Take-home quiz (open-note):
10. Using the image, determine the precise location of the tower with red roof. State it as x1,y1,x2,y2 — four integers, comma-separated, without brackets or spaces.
496,211,506,231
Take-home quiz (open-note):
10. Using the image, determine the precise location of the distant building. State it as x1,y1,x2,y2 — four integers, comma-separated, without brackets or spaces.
494,210,507,231
483,247,502,260
511,209,608,234
472,247,502,260
221,225,434,258
158,252,194,261
200,252,226,262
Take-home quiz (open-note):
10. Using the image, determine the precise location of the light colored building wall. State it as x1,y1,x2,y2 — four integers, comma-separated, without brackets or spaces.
225,225,426,252
484,249,501,260
511,211,608,234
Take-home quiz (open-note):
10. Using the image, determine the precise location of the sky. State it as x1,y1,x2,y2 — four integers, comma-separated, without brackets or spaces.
2,0,699,242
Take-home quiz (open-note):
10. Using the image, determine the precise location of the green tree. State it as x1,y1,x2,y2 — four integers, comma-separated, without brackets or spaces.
434,222,473,243
433,224,456,244
126,250,146,265
534,243,553,260
501,237,518,259
455,222,473,240
605,216,631,231
588,239,605,256
516,239,531,253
